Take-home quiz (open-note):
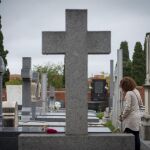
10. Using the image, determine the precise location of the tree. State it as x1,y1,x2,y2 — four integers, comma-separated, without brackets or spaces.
120,41,129,62
132,42,145,85
120,41,132,77
0,11,10,87
34,63,65,89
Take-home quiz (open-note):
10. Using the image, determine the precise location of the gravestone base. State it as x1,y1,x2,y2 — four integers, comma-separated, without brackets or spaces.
19,133,134,150
88,101,108,112
141,139,150,150
140,114,150,140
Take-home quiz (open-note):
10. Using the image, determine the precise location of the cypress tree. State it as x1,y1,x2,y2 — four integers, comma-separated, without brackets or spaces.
132,42,145,85
0,9,10,87
120,41,132,77
120,41,129,62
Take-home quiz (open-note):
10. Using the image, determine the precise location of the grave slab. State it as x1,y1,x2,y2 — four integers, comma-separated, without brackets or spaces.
35,115,99,122
19,133,134,150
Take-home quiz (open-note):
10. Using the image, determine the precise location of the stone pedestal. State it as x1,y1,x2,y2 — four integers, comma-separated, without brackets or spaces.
141,85,150,140
141,114,150,140
19,134,134,150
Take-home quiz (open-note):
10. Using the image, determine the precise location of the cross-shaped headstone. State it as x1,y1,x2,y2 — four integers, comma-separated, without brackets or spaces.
21,57,32,107
42,9,111,135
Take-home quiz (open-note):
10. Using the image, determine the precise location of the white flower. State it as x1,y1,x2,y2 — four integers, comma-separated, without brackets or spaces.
55,101,61,109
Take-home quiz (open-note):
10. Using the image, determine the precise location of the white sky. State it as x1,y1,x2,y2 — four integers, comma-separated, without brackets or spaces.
0,0,150,77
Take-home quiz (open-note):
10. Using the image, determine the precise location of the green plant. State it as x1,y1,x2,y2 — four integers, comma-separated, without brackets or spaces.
96,112,104,119
6,79,22,85
103,121,115,132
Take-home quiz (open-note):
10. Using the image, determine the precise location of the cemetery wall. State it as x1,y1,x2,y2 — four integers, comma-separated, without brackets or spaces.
54,91,91,102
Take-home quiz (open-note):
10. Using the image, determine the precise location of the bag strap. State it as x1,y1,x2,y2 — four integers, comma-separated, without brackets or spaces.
132,90,142,107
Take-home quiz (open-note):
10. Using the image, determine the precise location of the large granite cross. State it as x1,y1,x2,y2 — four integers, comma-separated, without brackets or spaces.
42,9,111,135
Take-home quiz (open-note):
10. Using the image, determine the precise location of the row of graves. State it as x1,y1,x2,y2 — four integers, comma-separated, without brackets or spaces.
1,9,150,150
0,56,111,150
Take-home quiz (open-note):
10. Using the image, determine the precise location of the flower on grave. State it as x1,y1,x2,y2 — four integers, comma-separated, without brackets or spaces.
54,101,61,111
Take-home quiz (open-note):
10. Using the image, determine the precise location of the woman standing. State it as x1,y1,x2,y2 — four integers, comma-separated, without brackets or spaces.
120,77,143,150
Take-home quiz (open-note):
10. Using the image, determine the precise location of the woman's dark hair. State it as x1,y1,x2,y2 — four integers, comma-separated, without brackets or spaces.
120,76,137,92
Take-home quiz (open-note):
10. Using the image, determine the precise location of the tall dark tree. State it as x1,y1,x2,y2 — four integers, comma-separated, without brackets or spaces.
0,12,10,87
120,41,132,77
132,42,145,85
120,41,129,62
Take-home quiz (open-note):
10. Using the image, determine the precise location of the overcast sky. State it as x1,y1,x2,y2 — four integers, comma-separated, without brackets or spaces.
0,0,150,77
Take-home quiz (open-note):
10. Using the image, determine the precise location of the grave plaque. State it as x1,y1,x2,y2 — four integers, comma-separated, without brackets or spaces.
91,79,107,101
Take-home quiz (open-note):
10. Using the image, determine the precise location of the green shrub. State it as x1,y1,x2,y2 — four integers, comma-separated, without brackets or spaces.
96,112,104,119
6,79,22,85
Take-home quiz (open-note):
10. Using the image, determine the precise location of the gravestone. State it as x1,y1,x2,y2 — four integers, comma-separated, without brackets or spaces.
0,56,5,127
19,9,134,150
21,57,32,121
91,79,107,101
31,72,40,120
21,57,32,107
42,9,110,135
41,73,48,113
109,59,114,110
89,79,108,111
31,72,40,100
112,49,123,129
2,101,18,127
48,86,55,111
6,85,22,106
141,34,150,140
49,85,55,98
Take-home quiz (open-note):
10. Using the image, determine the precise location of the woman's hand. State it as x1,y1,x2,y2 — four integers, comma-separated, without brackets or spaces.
119,114,123,122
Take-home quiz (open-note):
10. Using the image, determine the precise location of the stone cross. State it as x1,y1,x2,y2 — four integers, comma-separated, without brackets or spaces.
21,57,32,107
21,57,32,121
42,9,111,135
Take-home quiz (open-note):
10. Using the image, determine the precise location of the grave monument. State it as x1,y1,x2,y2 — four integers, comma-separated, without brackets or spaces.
112,49,123,129
89,78,108,111
109,59,114,109
19,9,134,150
42,9,110,135
21,57,32,121
41,73,48,113
31,72,40,120
141,34,150,140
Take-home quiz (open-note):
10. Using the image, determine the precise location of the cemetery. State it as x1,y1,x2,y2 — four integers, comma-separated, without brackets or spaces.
0,6,150,150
